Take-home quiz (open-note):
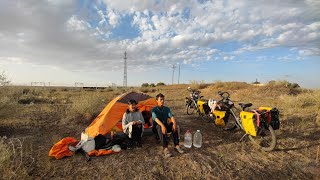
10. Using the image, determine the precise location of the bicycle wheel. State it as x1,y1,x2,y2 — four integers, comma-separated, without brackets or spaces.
248,125,277,151
199,112,210,121
224,113,238,131
206,113,215,124
186,104,195,115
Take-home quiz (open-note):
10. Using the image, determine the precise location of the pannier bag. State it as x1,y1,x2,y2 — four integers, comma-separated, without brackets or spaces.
258,107,280,130
240,111,256,136
213,110,226,127
270,108,280,130
197,100,207,114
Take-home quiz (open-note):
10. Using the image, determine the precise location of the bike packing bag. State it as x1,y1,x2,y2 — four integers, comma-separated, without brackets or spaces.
240,111,256,136
258,107,280,130
197,100,207,114
202,103,211,114
213,110,226,127
270,108,280,130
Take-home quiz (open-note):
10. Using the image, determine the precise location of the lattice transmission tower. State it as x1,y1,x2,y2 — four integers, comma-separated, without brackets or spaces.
123,51,127,88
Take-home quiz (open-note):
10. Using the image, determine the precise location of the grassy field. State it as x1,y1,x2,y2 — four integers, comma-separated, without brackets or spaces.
0,82,319,179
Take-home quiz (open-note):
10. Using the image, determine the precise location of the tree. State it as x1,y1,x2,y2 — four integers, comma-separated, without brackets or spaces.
156,82,165,86
0,71,10,86
150,83,156,87
141,83,149,87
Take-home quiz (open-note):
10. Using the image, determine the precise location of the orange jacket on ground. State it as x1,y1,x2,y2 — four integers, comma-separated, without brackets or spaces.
49,137,78,160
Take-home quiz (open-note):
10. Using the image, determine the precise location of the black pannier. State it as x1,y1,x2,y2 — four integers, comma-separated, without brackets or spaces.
203,103,211,114
270,108,280,130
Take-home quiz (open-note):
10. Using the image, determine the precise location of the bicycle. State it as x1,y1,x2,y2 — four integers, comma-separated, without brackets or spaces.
209,91,280,151
185,88,211,120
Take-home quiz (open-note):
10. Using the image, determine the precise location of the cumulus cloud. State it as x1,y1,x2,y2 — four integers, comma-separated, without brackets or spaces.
0,0,319,74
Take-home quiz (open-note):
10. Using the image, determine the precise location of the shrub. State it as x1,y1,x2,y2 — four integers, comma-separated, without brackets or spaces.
267,80,300,89
0,71,10,86
68,93,104,119
288,82,300,89
0,137,29,179
156,82,165,86
140,88,149,93
141,83,149,87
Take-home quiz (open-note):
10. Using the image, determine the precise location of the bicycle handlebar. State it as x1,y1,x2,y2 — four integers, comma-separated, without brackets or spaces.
187,88,201,94
217,91,230,100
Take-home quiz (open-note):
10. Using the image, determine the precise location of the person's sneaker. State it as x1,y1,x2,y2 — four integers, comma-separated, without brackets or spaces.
136,141,142,148
127,145,133,150
163,148,172,158
127,142,134,150
174,146,185,154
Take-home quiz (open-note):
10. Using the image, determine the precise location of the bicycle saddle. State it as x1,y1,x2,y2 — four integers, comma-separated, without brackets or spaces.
238,103,253,109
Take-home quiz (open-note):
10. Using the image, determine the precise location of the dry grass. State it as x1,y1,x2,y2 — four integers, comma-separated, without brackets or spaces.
0,137,30,180
0,83,319,179
189,80,209,89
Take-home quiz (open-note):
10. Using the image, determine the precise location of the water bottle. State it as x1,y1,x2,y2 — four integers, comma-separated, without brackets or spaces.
183,130,192,148
193,130,202,148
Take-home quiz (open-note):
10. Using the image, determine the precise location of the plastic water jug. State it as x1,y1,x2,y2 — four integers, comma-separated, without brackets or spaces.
193,130,202,148
183,130,192,148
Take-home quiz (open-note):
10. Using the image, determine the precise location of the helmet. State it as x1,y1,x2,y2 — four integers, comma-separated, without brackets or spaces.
208,98,216,108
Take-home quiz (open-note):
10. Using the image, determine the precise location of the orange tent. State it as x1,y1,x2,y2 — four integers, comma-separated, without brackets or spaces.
85,91,157,138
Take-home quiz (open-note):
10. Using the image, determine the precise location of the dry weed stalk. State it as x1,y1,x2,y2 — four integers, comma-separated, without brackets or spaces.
7,137,23,178
317,145,319,164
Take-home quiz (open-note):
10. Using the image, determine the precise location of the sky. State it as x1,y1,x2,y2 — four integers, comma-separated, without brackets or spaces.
0,0,319,88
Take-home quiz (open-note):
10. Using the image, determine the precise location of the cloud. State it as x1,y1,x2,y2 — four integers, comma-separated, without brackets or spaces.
66,15,91,31
0,0,319,75
298,48,320,56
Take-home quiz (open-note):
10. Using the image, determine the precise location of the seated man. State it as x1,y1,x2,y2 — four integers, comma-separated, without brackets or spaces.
122,99,145,149
151,93,184,157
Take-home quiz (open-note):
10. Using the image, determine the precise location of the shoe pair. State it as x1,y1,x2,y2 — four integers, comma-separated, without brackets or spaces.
127,141,142,150
163,146,184,157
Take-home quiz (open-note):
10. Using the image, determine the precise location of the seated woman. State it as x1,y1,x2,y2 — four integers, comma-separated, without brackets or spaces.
122,99,145,149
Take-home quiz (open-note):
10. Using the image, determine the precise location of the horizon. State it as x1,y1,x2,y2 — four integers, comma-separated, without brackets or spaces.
0,0,319,88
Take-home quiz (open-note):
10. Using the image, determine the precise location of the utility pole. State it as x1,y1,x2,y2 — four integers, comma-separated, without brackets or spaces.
123,51,127,88
171,64,176,85
178,63,181,84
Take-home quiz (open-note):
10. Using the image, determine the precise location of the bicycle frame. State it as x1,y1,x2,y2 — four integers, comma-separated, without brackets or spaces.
228,108,244,130
186,89,203,115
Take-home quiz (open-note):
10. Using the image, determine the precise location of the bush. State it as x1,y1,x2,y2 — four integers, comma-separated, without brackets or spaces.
0,71,10,86
0,137,12,178
288,82,300,89
267,80,300,89
156,82,165,86
0,137,29,179
140,88,149,93
141,83,149,87
68,93,104,120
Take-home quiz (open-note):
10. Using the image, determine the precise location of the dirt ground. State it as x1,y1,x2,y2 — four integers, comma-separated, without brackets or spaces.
1,85,320,180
